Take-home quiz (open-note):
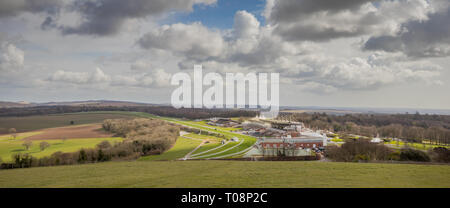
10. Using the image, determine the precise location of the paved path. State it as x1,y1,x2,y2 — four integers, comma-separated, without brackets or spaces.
183,140,206,160
211,144,256,159
190,141,229,157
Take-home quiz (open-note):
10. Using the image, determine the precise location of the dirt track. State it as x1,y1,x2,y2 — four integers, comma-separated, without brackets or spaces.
25,124,114,140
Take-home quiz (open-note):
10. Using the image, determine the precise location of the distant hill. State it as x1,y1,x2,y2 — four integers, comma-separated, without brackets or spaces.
0,100,156,108
0,101,33,108
2,100,450,115
38,100,156,107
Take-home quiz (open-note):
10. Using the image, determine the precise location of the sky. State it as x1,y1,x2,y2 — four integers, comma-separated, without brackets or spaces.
0,0,449,110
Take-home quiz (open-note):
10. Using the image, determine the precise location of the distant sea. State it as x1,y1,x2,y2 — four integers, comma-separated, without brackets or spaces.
280,106,450,115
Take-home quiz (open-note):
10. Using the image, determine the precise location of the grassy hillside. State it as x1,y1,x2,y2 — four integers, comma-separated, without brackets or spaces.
0,161,449,188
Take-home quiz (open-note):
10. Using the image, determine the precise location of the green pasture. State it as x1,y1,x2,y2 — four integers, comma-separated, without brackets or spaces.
0,135,122,162
139,137,202,161
1,160,449,188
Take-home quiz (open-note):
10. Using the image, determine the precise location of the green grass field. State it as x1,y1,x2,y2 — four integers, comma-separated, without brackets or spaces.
0,160,448,188
0,112,137,134
139,137,202,161
0,136,123,162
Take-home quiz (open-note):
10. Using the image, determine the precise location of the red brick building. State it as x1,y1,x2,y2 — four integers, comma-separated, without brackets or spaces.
259,137,326,149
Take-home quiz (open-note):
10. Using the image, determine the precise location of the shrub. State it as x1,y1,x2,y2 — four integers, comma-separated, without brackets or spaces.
78,149,88,163
429,147,450,163
399,148,431,162
325,140,393,162
354,154,370,162
387,151,401,161
12,153,34,168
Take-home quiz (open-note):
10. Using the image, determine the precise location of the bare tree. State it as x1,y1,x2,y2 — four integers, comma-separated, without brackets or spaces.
8,128,17,139
22,140,33,150
39,142,50,151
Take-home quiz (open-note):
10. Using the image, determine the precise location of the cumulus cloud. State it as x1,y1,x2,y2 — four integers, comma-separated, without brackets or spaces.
112,68,171,88
233,10,260,39
138,22,225,60
0,41,24,72
280,52,442,93
138,11,301,67
48,67,110,84
364,7,450,58
47,67,171,88
58,0,216,36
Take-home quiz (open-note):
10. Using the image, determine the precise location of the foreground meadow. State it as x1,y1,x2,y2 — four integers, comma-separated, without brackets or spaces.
0,160,449,188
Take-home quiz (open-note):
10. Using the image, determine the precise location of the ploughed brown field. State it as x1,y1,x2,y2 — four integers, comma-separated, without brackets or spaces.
0,112,138,134
24,124,113,140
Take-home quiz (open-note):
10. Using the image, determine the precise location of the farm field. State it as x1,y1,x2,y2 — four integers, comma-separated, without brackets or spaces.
0,160,449,188
25,124,113,140
0,136,122,162
0,120,125,162
0,112,138,134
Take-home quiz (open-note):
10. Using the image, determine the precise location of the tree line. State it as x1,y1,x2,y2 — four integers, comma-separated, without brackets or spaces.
279,112,450,145
0,105,259,119
325,140,450,163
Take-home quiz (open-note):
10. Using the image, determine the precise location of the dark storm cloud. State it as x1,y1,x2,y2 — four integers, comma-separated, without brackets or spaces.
276,24,366,42
364,8,450,58
60,0,215,36
0,0,62,17
364,36,403,52
269,0,377,23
